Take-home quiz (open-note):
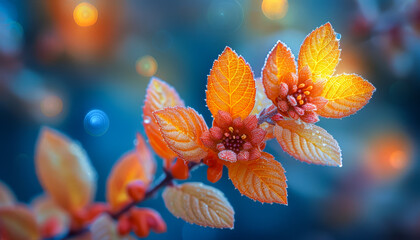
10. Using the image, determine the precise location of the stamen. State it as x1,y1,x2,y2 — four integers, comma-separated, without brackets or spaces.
299,100,304,105
305,86,313,91
298,83,305,88
304,91,310,95
228,127,234,133
241,134,247,140
297,94,302,100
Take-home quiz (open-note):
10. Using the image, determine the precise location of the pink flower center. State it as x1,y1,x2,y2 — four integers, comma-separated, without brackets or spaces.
221,127,246,154
292,83,313,106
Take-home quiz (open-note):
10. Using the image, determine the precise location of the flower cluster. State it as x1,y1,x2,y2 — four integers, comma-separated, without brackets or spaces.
0,23,374,240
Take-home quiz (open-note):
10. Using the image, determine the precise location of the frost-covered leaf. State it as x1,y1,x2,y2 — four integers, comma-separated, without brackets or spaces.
154,107,208,162
162,182,234,228
274,120,342,166
317,74,375,118
298,22,341,80
143,77,185,166
227,152,287,204
206,47,256,119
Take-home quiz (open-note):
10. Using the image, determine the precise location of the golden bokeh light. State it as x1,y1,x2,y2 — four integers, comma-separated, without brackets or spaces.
136,55,158,77
40,94,63,117
261,0,288,20
364,131,413,182
73,2,98,27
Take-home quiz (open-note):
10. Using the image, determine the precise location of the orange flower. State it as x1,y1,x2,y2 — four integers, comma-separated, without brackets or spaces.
154,47,288,204
262,23,375,123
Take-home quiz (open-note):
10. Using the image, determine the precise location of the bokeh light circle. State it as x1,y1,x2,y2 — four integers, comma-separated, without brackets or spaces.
40,94,63,118
207,0,244,31
84,109,109,136
73,2,98,27
136,55,158,77
363,131,413,182
261,0,288,20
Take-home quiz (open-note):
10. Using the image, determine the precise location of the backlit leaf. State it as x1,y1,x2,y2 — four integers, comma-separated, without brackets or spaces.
107,149,154,211
274,120,342,166
162,182,234,228
317,74,375,118
0,205,40,240
0,181,15,207
251,78,272,116
262,41,296,103
227,152,287,204
154,107,208,162
206,47,256,119
143,78,185,166
298,23,340,80
35,128,97,213
135,134,156,182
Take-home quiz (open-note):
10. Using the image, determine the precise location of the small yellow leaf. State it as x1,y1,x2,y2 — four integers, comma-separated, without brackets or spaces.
143,77,185,165
206,47,256,119
0,205,40,240
162,182,234,228
298,22,341,80
227,152,287,204
262,41,296,103
0,181,15,207
107,149,154,211
317,74,375,118
154,107,209,162
35,128,97,213
274,120,342,166
251,78,273,116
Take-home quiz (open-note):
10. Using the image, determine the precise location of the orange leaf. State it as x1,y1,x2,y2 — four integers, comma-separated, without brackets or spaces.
251,78,273,116
0,181,15,207
298,22,341,80
107,149,154,211
262,41,296,103
317,74,375,118
274,120,342,166
35,128,96,213
227,152,287,204
135,134,156,182
143,77,185,167
31,195,70,238
162,182,234,228
206,47,256,119
0,205,40,240
154,107,208,162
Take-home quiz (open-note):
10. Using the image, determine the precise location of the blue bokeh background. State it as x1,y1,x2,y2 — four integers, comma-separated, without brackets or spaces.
1,0,420,239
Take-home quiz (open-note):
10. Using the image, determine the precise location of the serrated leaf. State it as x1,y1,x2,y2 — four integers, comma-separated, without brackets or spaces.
262,41,296,103
154,107,208,162
162,182,234,228
143,78,185,166
298,22,340,80
317,74,375,118
107,147,155,211
0,205,40,240
274,120,342,166
0,181,15,207
206,47,256,119
226,152,287,204
35,128,96,213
